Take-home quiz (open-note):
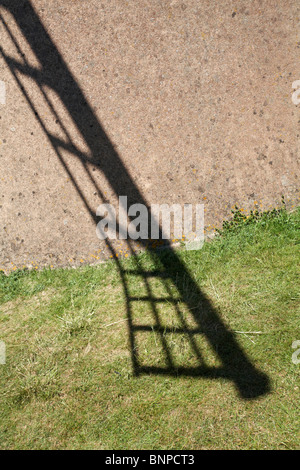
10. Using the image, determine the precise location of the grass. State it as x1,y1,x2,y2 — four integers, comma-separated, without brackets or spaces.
0,206,299,449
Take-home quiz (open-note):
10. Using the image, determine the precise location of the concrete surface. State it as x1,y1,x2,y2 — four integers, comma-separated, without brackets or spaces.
0,0,299,272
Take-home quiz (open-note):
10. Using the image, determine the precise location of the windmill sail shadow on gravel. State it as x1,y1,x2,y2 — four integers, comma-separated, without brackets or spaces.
0,0,270,399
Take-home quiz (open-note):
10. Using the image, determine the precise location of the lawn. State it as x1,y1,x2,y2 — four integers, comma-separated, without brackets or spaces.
0,206,299,449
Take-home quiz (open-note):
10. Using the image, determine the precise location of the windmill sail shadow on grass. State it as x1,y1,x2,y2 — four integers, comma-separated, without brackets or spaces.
0,0,270,399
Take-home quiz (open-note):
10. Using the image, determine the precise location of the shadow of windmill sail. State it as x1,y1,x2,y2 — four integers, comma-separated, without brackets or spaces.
0,0,270,399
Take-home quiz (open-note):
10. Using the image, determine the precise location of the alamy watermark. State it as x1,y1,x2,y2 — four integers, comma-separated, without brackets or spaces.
0,341,6,365
96,197,204,250
292,80,300,105
292,340,300,365
0,80,6,105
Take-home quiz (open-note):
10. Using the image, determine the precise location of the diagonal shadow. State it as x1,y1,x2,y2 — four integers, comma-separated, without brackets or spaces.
0,0,270,399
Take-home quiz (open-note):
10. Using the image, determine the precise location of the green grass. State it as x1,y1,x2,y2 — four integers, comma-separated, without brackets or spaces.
0,206,299,449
